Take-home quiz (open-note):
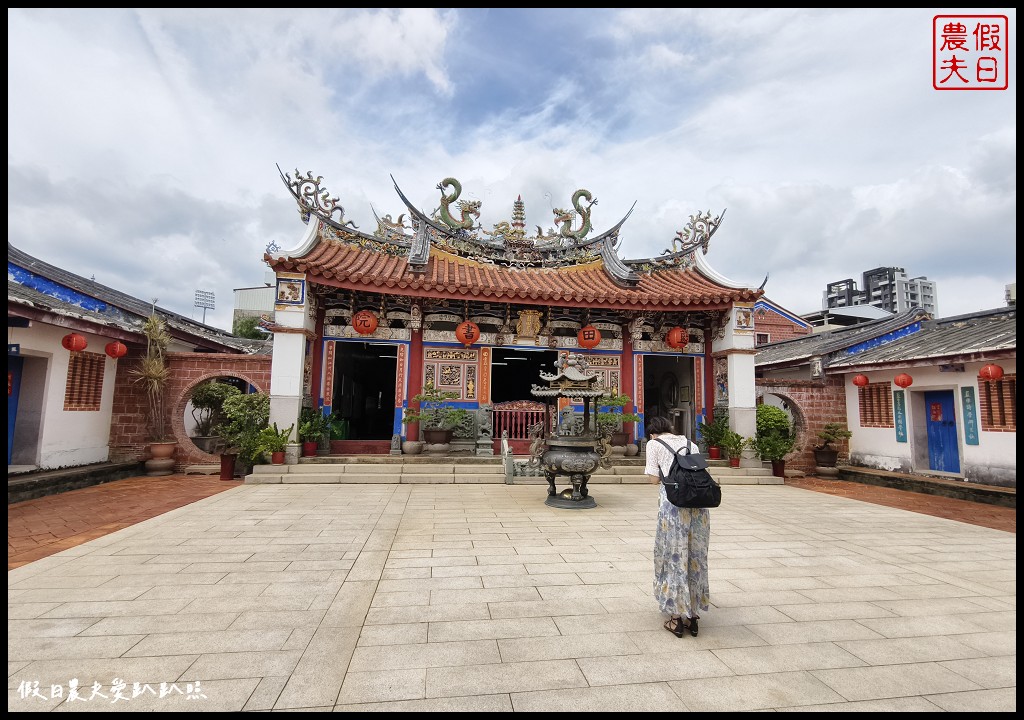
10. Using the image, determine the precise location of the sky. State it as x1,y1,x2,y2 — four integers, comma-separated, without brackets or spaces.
8,8,1017,332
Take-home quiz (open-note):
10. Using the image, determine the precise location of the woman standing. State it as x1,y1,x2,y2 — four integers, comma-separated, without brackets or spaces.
644,415,710,637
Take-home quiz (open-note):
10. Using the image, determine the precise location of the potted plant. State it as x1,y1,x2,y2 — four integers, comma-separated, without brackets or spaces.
753,404,797,478
130,313,176,476
596,393,642,446
298,407,330,457
188,380,240,453
255,422,294,465
696,413,729,460
216,391,270,478
813,421,853,476
403,382,469,445
721,429,750,468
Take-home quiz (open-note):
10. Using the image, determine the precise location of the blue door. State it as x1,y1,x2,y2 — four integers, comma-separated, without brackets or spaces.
925,390,960,473
8,356,23,465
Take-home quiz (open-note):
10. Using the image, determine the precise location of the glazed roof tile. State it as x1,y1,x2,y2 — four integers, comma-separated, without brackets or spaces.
754,307,932,367
267,241,759,310
827,307,1016,368
9,243,267,354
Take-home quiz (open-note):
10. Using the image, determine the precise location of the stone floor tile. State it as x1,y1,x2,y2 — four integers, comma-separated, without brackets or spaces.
811,662,983,701
180,650,303,681
511,681,684,712
668,670,845,711
425,659,587,698
347,639,500,672
334,692,513,712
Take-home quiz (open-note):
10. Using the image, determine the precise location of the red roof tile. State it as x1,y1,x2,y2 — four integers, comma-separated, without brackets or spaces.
267,241,760,310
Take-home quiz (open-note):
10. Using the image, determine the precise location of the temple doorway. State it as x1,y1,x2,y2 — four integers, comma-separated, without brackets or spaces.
331,341,397,441
642,355,696,439
490,347,558,403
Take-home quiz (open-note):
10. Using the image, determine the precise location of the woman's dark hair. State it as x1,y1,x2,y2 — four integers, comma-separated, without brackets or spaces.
645,415,672,438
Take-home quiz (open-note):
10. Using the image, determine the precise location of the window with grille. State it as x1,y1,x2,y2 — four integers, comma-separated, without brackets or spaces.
64,351,105,411
755,332,771,345
979,374,1016,432
857,382,894,428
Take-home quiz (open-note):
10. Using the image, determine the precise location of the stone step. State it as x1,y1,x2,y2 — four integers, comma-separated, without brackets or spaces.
248,471,784,486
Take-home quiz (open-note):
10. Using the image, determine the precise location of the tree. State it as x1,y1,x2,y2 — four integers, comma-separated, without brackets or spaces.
233,315,268,339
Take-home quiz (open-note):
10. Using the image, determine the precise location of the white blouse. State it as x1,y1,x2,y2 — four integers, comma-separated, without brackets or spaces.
644,433,699,478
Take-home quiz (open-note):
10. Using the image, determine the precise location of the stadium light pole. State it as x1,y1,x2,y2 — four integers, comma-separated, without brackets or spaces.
194,289,215,324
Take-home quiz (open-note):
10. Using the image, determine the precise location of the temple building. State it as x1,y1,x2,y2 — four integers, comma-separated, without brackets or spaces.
262,169,764,453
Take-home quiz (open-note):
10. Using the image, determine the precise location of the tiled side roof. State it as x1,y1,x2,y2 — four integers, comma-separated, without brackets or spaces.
266,241,761,309
8,243,260,353
828,307,1015,367
755,307,931,367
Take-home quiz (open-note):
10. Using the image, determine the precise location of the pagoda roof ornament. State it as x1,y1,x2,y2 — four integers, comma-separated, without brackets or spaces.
275,165,747,298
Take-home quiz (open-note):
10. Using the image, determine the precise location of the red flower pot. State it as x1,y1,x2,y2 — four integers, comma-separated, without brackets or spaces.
302,441,319,457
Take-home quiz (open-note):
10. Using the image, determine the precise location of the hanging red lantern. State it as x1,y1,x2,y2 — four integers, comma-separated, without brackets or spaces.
665,326,686,349
104,341,128,359
893,373,913,388
577,324,601,349
351,310,378,335
455,320,481,347
978,363,1004,382
61,332,88,353
852,373,869,387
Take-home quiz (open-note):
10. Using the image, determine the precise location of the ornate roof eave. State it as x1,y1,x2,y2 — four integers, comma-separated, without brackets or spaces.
692,250,765,293
391,175,453,270
393,175,642,276
596,202,640,287
277,165,372,239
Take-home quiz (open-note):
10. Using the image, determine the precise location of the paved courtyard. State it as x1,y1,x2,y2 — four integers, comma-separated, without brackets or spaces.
8,482,1016,712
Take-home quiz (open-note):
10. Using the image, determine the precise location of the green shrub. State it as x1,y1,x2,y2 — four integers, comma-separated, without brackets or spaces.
753,404,796,461
189,381,240,436
216,392,271,467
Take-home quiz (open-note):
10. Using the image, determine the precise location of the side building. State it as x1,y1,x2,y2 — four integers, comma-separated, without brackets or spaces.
755,306,1015,486
8,243,268,475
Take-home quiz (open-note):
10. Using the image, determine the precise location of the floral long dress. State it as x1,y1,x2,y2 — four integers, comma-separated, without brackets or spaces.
647,435,711,619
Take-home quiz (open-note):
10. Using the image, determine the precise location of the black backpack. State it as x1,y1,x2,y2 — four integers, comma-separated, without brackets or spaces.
654,438,722,509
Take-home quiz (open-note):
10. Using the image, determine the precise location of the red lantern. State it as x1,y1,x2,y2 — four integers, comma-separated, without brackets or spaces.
351,310,378,335
893,373,913,388
61,332,88,352
104,341,128,359
978,363,1004,382
577,325,601,349
455,320,480,347
665,326,686,349
852,373,869,387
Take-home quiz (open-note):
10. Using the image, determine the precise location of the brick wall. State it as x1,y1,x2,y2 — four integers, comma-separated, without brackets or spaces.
109,352,272,469
754,306,812,345
755,377,847,472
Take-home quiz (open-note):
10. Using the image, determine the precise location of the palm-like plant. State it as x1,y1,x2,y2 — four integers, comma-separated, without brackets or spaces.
131,314,172,441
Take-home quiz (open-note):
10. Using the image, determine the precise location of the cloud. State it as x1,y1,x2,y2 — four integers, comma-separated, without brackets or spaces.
7,8,1017,330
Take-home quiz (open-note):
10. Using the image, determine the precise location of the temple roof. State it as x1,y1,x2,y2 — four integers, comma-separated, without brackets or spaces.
268,241,757,310
268,168,764,309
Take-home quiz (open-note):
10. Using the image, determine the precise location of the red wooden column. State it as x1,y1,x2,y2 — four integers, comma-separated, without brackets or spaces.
620,324,635,442
310,304,326,407
703,320,715,422
406,326,424,440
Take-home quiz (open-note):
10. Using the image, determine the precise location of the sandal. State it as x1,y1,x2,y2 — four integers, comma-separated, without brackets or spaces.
687,616,699,637
664,616,686,638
